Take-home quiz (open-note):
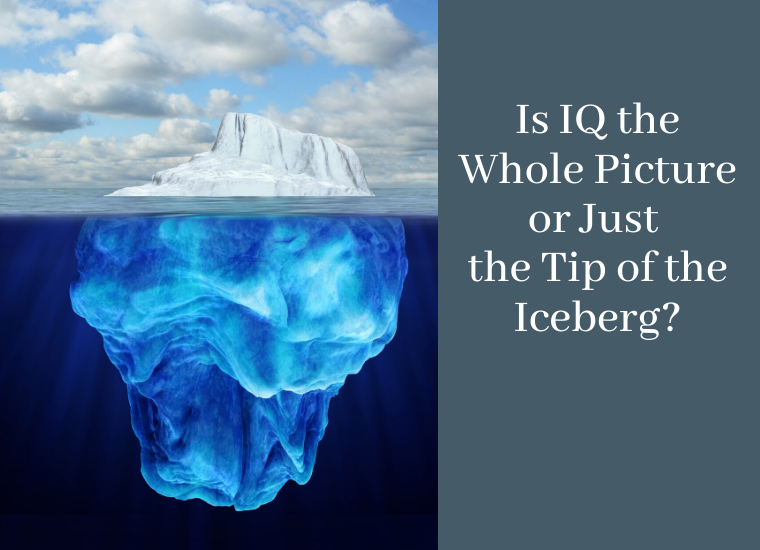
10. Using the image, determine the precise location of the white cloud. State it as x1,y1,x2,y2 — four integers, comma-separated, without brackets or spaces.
0,69,204,122
284,0,347,14
266,45,438,186
205,88,241,118
52,1,293,83
0,68,244,131
96,0,291,73
294,1,418,66
244,0,346,18
0,1,96,46
153,118,216,144
58,33,189,84
0,118,217,185
0,90,86,131
239,71,270,87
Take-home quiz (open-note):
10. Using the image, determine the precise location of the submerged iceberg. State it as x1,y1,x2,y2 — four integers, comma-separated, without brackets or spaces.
70,216,407,510
108,113,374,196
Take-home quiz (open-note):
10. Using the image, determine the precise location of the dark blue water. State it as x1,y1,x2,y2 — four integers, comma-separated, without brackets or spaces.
0,215,437,549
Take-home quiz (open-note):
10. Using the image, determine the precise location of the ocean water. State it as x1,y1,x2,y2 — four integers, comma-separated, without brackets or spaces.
0,187,438,217
0,191,437,548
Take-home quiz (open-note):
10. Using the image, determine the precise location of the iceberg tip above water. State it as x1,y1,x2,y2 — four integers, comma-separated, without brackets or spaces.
107,113,374,197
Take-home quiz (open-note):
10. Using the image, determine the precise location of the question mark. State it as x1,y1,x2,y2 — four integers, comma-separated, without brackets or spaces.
663,303,680,332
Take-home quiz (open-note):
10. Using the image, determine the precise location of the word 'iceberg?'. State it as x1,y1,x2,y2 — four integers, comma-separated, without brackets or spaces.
70,216,407,510
108,113,374,196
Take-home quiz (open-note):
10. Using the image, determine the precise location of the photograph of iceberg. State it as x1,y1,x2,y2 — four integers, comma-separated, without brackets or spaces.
0,1,437,548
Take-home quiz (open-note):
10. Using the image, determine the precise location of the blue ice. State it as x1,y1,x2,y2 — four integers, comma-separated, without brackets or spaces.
70,216,407,510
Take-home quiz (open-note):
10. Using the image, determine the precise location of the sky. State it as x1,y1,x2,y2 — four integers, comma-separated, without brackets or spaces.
0,0,438,188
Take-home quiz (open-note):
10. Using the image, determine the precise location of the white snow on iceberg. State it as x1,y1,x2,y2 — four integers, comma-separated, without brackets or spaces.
108,113,374,197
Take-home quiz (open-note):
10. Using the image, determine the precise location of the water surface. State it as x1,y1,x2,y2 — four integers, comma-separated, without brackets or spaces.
0,187,438,217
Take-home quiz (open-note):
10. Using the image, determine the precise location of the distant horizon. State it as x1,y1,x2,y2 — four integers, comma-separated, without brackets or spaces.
0,185,438,217
0,183,439,190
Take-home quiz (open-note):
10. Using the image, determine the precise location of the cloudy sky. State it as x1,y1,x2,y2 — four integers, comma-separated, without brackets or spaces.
0,0,437,188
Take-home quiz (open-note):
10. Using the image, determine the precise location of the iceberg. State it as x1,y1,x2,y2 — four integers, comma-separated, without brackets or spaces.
70,216,407,510
108,113,374,196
